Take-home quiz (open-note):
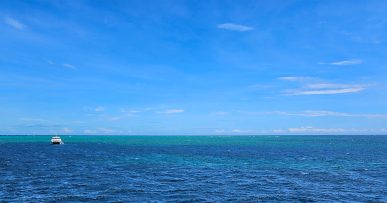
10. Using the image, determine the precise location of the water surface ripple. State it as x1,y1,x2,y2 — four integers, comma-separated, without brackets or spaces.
0,135,386,202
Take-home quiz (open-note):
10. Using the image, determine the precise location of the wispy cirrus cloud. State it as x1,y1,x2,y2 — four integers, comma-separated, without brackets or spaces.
305,83,359,89
287,110,350,117
101,112,136,122
97,108,141,121
103,116,123,121
321,59,363,66
62,127,73,133
288,126,347,133
95,106,105,112
157,109,185,114
4,17,25,29
63,63,77,69
46,60,55,65
256,110,349,117
217,23,253,32
84,128,116,134
278,76,312,81
241,110,387,119
286,86,365,95
231,129,252,133
83,129,96,134
44,60,76,70
283,126,387,134
98,127,115,133
214,129,253,133
279,76,366,95
120,108,141,114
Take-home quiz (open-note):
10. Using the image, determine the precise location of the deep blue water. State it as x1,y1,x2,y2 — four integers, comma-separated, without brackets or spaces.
0,135,386,202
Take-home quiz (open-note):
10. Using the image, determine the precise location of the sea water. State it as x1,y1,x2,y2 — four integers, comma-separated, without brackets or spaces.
0,135,386,202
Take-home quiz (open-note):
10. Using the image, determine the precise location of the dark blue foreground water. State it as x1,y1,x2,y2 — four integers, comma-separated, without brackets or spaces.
1,135,386,202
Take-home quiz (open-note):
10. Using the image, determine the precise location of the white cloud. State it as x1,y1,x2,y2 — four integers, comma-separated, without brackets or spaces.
279,77,367,94
157,109,185,114
286,87,365,95
62,127,73,133
84,129,96,134
359,114,387,119
305,83,360,89
120,108,140,113
249,110,387,119
278,76,311,81
63,63,76,69
103,113,135,121
213,129,253,134
293,110,349,117
264,110,348,117
106,109,141,120
266,127,387,135
323,59,363,66
105,116,122,121
280,77,367,96
231,129,252,133
84,128,116,134
214,129,226,133
95,106,105,112
288,126,347,133
4,17,25,29
217,23,253,32
98,128,115,133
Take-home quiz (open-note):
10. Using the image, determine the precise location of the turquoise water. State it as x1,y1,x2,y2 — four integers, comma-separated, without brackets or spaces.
1,135,386,202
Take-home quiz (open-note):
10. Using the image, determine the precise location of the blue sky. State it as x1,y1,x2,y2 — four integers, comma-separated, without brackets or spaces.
1,0,387,135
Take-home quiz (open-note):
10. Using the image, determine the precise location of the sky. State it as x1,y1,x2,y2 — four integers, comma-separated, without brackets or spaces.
0,0,387,135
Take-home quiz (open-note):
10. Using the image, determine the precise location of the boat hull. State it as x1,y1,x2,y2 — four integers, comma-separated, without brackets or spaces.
51,136,63,144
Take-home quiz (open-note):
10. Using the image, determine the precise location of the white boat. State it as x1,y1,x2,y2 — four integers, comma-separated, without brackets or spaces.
51,136,64,144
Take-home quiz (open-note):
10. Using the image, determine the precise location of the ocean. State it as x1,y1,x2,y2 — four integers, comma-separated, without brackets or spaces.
0,135,386,202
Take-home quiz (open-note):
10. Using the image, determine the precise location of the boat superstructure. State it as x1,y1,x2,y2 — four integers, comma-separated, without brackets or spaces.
51,136,64,144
